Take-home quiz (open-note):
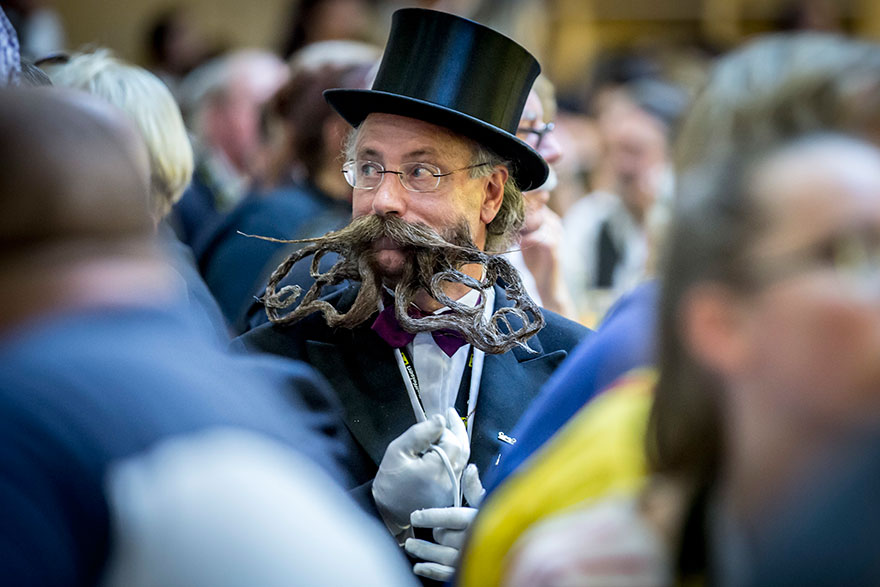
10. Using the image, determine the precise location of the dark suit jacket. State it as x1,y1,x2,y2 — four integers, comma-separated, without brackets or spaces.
168,168,225,249
158,221,231,346
236,284,589,513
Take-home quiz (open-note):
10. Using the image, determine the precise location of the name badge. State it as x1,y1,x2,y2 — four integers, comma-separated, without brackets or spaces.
497,431,517,445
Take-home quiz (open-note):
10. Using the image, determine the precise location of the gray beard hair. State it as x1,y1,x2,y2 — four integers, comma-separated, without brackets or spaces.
256,214,545,354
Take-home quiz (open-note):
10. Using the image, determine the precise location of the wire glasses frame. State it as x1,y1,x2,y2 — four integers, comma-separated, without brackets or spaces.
341,160,490,193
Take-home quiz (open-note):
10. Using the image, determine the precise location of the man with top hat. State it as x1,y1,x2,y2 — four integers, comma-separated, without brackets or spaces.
236,8,588,582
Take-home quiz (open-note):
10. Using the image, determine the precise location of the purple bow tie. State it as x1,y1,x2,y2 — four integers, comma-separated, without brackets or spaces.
371,301,468,357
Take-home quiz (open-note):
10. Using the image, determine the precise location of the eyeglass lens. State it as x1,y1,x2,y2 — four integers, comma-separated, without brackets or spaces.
343,161,443,192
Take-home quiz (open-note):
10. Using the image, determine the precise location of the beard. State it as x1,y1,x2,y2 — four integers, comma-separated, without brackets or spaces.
257,214,545,354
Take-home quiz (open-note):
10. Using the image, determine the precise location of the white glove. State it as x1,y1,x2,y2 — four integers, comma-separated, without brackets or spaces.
405,464,485,582
372,407,470,538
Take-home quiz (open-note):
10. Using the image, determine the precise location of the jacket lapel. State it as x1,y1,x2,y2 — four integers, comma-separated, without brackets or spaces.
303,287,416,468
469,286,569,472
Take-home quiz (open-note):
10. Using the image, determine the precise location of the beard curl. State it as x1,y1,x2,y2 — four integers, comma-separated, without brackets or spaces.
254,214,545,354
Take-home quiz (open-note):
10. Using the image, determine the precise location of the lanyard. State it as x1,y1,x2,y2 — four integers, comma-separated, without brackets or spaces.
394,343,483,441
381,291,489,441
394,342,483,508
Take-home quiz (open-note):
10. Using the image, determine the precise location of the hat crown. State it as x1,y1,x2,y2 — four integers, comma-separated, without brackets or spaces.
371,8,539,136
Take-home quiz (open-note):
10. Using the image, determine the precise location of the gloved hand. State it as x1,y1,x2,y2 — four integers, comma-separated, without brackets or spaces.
405,463,485,581
372,407,470,539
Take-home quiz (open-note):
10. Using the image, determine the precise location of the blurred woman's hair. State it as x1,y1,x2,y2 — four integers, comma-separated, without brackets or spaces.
650,149,763,490
674,33,880,176
48,49,194,221
649,34,880,487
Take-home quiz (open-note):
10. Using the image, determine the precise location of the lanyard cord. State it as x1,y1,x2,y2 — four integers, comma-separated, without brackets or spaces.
383,294,488,508
428,444,462,508
393,344,481,509
397,345,474,426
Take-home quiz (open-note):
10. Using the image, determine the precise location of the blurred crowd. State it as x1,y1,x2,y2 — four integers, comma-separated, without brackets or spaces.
2,0,880,585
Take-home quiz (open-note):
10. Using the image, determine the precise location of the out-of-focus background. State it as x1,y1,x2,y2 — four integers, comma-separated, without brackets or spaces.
8,0,876,325
11,1,870,80
23,0,879,91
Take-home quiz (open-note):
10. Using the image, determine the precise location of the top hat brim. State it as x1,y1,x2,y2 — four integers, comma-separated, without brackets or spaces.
325,88,549,192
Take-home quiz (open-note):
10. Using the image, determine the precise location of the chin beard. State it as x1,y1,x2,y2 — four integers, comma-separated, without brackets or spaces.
254,214,545,354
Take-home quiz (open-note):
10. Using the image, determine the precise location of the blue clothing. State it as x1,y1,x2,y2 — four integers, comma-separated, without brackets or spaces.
751,431,880,586
198,182,349,331
158,221,230,344
168,170,225,249
0,302,353,585
483,280,658,493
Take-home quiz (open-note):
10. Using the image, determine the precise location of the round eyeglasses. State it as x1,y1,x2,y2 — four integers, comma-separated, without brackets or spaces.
341,160,489,193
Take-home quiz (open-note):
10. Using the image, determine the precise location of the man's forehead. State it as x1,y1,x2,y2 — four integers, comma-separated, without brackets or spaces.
355,112,473,160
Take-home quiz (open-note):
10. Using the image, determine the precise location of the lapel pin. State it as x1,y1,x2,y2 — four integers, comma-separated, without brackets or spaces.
497,431,517,445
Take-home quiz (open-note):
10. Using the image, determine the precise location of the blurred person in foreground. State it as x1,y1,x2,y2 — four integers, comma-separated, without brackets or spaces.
750,426,880,586
493,37,880,586
508,76,576,320
0,86,415,587
236,8,587,582
506,133,880,586
172,49,289,248
46,48,230,342
459,33,880,587
198,41,380,332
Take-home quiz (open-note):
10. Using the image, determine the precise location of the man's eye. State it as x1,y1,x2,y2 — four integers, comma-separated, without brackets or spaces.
359,163,380,177
408,165,433,179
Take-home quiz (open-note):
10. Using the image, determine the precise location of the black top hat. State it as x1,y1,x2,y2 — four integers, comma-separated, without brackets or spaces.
324,8,548,191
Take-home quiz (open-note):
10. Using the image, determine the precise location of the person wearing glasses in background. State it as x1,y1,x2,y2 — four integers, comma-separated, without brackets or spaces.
236,8,587,583
507,76,577,320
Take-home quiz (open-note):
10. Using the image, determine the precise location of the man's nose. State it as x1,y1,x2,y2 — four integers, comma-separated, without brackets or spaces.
371,173,408,217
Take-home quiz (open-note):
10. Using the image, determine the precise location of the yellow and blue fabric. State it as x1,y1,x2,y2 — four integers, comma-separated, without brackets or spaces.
482,280,658,494
458,368,657,587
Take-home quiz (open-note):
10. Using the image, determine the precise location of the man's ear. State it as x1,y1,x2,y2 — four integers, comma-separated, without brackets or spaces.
479,166,508,226
680,283,751,378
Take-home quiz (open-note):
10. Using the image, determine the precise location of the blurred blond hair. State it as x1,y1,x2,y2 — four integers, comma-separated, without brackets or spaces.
49,49,193,221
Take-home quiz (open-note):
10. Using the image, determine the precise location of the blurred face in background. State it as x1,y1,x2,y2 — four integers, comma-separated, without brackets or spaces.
599,99,668,219
734,138,880,429
517,91,561,235
207,56,288,176
308,0,374,44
